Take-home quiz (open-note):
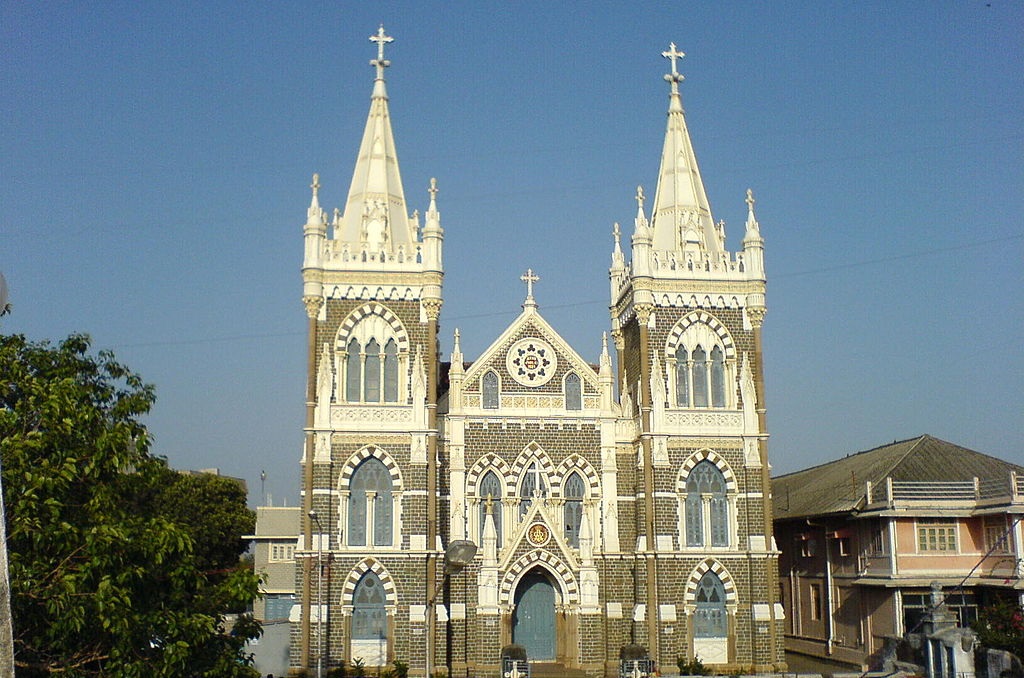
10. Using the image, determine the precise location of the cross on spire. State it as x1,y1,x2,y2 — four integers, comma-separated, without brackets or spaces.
428,177,438,201
662,42,685,94
370,25,393,79
521,268,539,302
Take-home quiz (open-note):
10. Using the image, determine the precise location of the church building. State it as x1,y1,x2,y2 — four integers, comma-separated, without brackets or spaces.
295,28,784,677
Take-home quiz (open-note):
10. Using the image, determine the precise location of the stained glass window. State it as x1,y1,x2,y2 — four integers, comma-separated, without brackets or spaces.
352,571,387,640
346,338,362,401
348,456,392,546
563,473,585,547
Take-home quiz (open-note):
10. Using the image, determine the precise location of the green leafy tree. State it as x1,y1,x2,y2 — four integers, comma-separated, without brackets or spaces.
973,596,1024,660
0,334,261,676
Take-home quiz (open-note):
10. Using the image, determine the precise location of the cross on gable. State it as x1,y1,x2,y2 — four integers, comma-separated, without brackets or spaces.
520,268,539,300
370,25,393,78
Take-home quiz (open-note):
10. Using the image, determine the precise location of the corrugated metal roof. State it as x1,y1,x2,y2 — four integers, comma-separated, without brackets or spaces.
772,435,1023,520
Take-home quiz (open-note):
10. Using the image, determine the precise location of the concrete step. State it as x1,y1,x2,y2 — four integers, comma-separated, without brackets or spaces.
529,662,587,678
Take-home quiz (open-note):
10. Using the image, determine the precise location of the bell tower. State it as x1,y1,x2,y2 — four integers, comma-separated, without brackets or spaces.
608,44,782,671
297,26,445,673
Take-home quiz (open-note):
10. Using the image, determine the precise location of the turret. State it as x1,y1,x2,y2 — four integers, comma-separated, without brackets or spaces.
302,174,326,302
742,188,765,280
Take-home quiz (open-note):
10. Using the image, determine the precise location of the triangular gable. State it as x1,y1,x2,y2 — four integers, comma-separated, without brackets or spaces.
460,306,600,393
499,498,579,571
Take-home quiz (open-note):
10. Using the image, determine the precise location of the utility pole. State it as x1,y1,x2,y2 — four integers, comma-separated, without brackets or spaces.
0,272,15,677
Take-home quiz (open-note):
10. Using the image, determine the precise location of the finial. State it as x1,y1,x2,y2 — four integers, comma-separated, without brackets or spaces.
635,186,645,211
521,268,540,306
370,25,393,80
428,177,438,202
311,173,320,197
613,222,622,246
746,188,755,212
662,42,685,94
485,493,494,514
453,327,461,352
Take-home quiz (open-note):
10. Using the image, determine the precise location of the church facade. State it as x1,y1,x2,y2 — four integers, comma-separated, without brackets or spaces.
294,28,784,677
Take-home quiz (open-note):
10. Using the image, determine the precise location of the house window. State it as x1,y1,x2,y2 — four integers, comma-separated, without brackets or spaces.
836,536,851,557
693,571,728,638
799,537,817,558
984,516,1009,554
685,460,729,547
903,591,978,632
563,472,585,547
264,594,296,620
518,460,548,519
348,457,393,547
479,471,503,545
809,584,822,621
565,372,582,410
352,571,387,641
917,519,957,552
270,543,296,562
482,371,499,409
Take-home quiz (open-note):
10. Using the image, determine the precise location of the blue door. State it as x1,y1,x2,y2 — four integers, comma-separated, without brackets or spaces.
513,569,556,660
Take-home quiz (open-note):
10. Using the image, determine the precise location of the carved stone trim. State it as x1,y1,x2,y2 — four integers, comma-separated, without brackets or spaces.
331,406,413,425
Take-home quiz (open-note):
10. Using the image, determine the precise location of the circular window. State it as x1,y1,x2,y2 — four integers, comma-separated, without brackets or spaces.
505,338,557,387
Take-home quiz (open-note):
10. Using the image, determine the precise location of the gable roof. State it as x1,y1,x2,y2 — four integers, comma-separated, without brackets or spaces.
772,435,1024,520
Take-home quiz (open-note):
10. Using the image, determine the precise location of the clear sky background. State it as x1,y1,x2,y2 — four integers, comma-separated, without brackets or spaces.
3,2,1021,505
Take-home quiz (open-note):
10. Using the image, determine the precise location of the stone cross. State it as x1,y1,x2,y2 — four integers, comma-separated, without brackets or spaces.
521,268,539,300
662,42,685,93
370,25,393,78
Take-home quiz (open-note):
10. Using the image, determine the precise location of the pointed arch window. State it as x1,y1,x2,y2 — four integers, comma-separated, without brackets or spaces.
518,460,548,519
383,339,399,402
675,346,690,407
482,371,499,409
563,472,586,547
565,372,582,410
364,339,381,402
693,571,728,638
352,570,387,641
685,460,729,547
479,471,503,545
692,346,709,407
710,346,726,407
348,457,393,546
346,338,362,402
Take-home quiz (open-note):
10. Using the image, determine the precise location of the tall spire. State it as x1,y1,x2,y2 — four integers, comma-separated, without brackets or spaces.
334,26,414,253
649,43,718,254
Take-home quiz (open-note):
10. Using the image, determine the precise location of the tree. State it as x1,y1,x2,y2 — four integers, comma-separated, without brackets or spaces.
0,334,261,676
974,596,1024,660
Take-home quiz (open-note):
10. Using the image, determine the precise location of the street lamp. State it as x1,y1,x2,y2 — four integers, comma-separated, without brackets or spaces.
309,510,325,678
426,540,478,678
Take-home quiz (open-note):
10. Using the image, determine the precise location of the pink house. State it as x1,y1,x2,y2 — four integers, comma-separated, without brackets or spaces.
773,435,1023,669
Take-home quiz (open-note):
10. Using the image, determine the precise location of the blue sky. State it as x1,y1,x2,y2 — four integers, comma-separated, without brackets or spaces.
3,2,1021,504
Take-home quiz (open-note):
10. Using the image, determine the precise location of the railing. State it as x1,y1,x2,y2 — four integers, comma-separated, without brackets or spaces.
865,471,1021,508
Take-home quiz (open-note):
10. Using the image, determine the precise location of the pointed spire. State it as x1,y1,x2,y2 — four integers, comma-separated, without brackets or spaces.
743,188,762,242
450,328,464,373
334,26,414,254
649,43,717,253
599,332,612,376
305,173,325,231
632,186,651,241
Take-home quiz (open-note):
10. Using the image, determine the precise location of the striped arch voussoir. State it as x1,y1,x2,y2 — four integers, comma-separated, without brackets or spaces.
500,550,578,606
336,303,410,351
665,311,735,359
509,442,554,485
553,454,600,498
338,445,402,491
343,558,398,606
466,454,513,497
677,449,737,492
684,559,737,605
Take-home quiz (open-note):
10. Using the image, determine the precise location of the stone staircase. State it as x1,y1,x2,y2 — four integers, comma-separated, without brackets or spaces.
528,662,588,678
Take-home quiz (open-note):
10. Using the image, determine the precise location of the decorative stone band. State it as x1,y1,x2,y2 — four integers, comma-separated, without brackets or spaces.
330,406,414,427
663,411,743,431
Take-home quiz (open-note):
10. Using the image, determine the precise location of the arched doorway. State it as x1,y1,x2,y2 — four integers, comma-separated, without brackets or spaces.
512,568,556,660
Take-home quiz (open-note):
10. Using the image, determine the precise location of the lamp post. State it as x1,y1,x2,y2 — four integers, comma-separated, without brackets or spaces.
309,510,325,678
426,540,478,678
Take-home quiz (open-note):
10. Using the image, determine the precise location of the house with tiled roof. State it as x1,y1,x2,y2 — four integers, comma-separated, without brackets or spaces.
772,435,1024,669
